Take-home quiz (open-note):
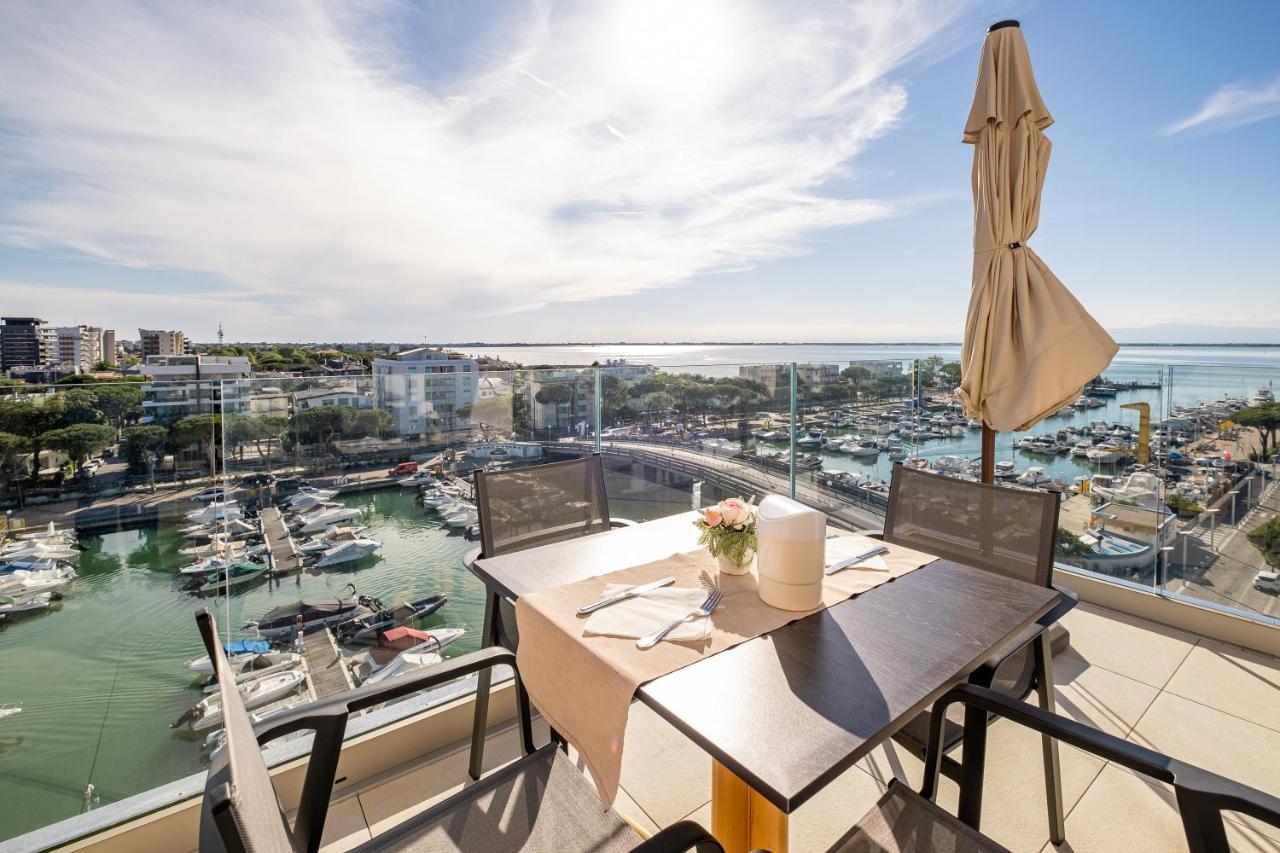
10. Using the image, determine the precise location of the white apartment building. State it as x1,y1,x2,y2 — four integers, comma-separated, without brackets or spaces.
138,355,253,422
53,325,103,373
372,348,477,438
139,328,187,357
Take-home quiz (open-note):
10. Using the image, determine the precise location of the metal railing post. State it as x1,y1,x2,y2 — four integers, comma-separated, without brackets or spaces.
593,369,602,454
789,362,798,500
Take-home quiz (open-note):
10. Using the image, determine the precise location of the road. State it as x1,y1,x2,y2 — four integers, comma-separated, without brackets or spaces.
1167,468,1279,620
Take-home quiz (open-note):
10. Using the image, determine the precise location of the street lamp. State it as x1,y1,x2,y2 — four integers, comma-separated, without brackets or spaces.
1228,489,1240,528
1205,507,1220,553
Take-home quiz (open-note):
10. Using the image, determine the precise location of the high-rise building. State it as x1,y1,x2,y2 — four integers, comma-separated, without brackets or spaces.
100,329,117,366
0,317,53,372
54,325,101,373
139,328,187,357
372,348,478,437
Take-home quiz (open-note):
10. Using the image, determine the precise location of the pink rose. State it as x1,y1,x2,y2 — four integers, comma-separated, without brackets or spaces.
719,498,751,527
704,507,723,527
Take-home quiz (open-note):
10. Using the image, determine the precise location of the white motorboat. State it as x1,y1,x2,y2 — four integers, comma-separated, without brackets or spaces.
348,627,465,685
0,592,53,615
179,543,267,575
286,493,336,512
1252,386,1275,406
993,460,1019,481
295,507,362,534
182,518,257,541
1086,444,1124,464
186,670,306,731
0,541,79,564
184,502,242,525
933,456,972,475
1089,472,1164,509
13,523,73,542
0,565,76,596
186,644,294,674
312,538,381,568
442,507,478,529
285,488,338,508
0,704,20,722
1070,441,1094,458
846,440,880,458
297,526,368,554
195,562,270,595
201,657,303,694
360,649,443,685
1017,466,1049,487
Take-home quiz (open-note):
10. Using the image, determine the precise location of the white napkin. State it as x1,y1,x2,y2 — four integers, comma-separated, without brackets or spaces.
825,535,889,571
582,584,713,643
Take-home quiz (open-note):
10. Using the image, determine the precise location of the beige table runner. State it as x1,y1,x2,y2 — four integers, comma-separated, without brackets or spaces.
514,532,937,805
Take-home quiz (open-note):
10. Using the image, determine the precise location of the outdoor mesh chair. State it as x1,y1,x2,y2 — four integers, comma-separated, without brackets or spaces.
468,454,630,777
194,609,724,853
826,683,1280,852
878,464,1078,845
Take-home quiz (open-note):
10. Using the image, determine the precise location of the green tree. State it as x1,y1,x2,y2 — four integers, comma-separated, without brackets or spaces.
341,407,396,439
249,416,290,472
1234,405,1280,461
92,384,144,431
0,432,31,506
122,424,168,490
168,414,223,476
600,374,632,426
940,361,963,386
40,423,116,475
1247,516,1280,568
1053,527,1093,560
293,407,346,451
534,384,574,434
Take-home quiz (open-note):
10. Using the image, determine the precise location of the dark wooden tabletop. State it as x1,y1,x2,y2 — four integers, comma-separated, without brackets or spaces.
472,511,1060,814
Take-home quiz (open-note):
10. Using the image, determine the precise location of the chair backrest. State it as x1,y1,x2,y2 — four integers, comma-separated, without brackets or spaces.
196,609,295,853
474,455,612,558
884,464,1060,588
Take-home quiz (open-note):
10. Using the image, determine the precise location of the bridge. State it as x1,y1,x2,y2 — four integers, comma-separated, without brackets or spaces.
547,439,886,531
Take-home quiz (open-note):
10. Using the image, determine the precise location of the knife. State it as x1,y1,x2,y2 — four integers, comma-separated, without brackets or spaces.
577,576,677,614
824,545,890,575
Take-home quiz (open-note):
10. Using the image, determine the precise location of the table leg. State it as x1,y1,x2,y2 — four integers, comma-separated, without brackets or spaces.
711,760,788,853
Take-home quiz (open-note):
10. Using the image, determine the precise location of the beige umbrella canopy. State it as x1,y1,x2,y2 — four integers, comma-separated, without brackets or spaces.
957,21,1117,445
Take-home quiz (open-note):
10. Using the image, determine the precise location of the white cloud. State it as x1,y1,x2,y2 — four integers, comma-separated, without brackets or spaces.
1165,73,1280,135
0,0,969,337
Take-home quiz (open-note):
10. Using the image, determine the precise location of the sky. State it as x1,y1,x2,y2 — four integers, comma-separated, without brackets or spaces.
0,0,1278,344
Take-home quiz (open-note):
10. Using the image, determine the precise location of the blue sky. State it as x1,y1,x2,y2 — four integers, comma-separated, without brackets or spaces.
0,1,1277,344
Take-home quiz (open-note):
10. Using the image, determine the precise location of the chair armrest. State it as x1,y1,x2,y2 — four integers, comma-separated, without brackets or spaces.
252,646,523,853
611,517,639,528
854,529,884,539
255,646,518,744
923,684,1280,848
630,820,724,853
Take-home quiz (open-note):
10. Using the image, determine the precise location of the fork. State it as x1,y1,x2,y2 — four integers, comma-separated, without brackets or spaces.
636,587,722,649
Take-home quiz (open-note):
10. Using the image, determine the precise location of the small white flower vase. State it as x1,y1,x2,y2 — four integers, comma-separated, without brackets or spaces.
717,549,754,576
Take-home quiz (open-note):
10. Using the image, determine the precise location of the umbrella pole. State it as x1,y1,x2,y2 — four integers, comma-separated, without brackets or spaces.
981,424,995,484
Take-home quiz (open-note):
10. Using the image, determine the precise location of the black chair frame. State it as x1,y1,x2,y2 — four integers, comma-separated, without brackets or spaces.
196,609,722,853
879,464,1078,845
923,684,1280,853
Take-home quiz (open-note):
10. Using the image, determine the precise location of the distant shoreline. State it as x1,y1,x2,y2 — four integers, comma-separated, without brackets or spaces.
436,341,1280,348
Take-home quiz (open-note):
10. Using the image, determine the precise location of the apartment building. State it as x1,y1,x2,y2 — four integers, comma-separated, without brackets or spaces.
0,317,54,372
372,348,478,438
53,325,103,373
527,370,595,435
138,354,252,422
139,328,187,357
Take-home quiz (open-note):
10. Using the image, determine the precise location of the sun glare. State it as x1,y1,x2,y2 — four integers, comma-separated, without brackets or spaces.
605,0,744,112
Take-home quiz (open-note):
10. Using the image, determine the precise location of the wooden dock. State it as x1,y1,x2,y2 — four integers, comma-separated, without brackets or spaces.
260,507,300,575
302,629,354,700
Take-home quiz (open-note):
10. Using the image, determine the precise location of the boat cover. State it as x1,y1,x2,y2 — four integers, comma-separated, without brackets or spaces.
259,597,357,623
224,640,270,655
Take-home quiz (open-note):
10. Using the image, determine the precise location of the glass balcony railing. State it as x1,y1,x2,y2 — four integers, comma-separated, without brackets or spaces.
1,355,1278,843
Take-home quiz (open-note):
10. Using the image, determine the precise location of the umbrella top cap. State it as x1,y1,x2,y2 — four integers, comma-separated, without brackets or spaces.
988,20,1019,33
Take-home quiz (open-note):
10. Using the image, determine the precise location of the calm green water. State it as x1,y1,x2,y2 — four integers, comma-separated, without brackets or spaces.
0,474,697,843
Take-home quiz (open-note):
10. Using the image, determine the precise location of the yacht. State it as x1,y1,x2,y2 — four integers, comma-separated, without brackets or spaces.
311,537,381,568
1253,386,1275,406
1086,444,1125,464
993,460,1019,481
294,506,362,534
933,456,972,475
1070,441,1094,458
846,440,880,458
1017,466,1049,487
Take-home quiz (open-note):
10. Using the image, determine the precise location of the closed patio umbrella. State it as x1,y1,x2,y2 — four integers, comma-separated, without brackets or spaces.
957,20,1118,482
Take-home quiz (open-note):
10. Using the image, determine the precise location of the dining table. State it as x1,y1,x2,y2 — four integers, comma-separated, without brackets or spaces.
467,510,1064,853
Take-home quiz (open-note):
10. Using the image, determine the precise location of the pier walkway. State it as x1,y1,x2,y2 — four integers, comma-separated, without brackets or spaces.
302,629,354,701
260,507,300,576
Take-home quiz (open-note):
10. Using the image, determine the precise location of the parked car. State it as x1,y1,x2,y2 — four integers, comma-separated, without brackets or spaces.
190,487,228,502
273,477,306,495
1254,571,1280,594
240,473,276,487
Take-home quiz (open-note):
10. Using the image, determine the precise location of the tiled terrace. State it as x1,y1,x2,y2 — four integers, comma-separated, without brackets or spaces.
294,600,1280,853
